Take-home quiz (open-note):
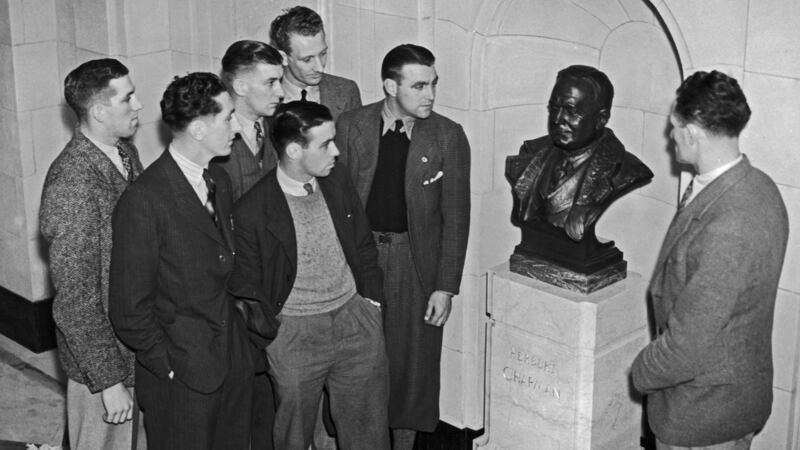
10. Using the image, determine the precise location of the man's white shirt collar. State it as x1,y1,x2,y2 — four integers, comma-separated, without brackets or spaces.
277,164,318,197
169,145,208,204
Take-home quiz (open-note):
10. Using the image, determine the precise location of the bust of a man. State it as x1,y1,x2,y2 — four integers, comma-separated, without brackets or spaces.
506,65,652,273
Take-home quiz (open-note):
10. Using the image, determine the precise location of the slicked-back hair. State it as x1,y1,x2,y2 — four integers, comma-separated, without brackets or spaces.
554,65,614,112
160,72,227,132
64,58,129,121
220,40,283,91
271,101,333,157
673,70,751,138
269,6,324,54
381,44,435,82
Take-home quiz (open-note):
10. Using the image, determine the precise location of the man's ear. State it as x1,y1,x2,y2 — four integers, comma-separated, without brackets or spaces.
685,123,703,145
89,103,105,124
383,78,398,97
188,119,206,141
278,50,289,66
284,141,303,160
232,77,248,97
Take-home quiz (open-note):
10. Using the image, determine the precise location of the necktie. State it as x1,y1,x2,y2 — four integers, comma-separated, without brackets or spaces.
300,89,308,102
392,119,404,136
678,179,694,210
254,121,265,166
117,144,135,182
303,182,314,195
254,121,264,151
202,169,219,226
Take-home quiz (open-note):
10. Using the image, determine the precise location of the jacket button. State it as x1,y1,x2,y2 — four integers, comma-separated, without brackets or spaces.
277,302,283,307
219,255,226,262
221,320,226,327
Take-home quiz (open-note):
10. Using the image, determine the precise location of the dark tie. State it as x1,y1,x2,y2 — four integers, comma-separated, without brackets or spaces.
202,169,219,226
117,144,135,182
254,121,264,151
300,89,308,102
550,154,572,190
391,119,405,136
254,121,265,165
303,182,314,195
678,179,694,210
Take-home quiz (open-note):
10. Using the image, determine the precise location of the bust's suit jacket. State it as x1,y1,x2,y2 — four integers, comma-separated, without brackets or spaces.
110,150,241,394
336,100,470,297
319,73,362,122
40,129,143,393
631,156,789,446
212,126,277,202
228,165,383,346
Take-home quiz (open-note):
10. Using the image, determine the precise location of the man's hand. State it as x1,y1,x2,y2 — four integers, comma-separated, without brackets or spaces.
101,382,134,424
424,291,453,327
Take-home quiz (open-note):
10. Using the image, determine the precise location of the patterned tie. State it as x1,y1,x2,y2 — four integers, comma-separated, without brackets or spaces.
254,121,265,166
678,179,694,210
300,89,308,102
303,182,314,195
202,169,219,226
117,143,135,182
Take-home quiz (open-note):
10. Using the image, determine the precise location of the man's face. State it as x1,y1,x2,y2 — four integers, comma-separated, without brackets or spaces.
547,79,606,151
102,75,143,139
201,92,240,158
297,121,338,178
238,63,285,118
284,31,328,87
391,64,437,120
669,109,695,166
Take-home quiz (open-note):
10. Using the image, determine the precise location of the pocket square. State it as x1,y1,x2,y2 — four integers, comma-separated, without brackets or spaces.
423,171,444,185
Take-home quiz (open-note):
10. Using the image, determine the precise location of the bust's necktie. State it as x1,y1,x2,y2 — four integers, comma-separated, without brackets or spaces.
303,182,314,195
202,169,219,227
117,144,135,182
678,179,694,210
300,89,308,102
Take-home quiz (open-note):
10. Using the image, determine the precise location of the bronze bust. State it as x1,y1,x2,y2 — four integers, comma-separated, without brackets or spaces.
506,65,653,277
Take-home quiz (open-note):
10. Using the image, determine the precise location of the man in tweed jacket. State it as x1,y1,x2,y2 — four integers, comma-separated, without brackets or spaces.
40,59,145,449
631,71,789,449
336,44,471,449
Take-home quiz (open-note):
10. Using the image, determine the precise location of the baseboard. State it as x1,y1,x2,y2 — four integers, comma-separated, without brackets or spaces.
415,421,484,450
0,285,56,353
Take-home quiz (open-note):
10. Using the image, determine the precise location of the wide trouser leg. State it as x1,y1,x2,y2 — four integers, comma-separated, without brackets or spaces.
66,380,146,450
326,296,390,450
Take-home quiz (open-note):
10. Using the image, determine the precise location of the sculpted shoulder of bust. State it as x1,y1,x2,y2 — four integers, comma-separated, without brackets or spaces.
506,65,653,242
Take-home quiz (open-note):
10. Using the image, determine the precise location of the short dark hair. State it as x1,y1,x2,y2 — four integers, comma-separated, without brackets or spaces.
554,65,614,111
220,40,283,91
381,44,435,82
160,72,227,132
269,6,324,54
64,58,129,121
271,101,333,156
673,70,751,137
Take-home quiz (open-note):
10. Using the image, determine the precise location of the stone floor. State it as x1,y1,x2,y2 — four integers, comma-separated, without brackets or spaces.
0,333,66,448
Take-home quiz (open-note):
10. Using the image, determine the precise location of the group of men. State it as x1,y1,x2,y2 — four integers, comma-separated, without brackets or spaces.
38,4,788,450
40,5,469,450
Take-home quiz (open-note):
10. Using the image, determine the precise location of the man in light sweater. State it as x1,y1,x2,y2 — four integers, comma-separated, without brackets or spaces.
229,101,389,450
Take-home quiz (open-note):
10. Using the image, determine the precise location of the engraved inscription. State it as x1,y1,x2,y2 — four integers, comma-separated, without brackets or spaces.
501,366,561,399
509,346,556,375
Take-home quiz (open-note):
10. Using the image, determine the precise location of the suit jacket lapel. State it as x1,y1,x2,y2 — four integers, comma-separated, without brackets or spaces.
263,174,298,270
352,102,383,204
160,151,229,248
405,117,433,194
654,157,752,270
75,131,130,197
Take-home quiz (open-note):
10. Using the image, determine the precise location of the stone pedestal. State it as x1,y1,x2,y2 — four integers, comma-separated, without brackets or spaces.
474,263,648,450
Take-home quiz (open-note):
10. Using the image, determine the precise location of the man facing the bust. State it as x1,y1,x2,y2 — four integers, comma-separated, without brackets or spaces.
506,65,651,244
